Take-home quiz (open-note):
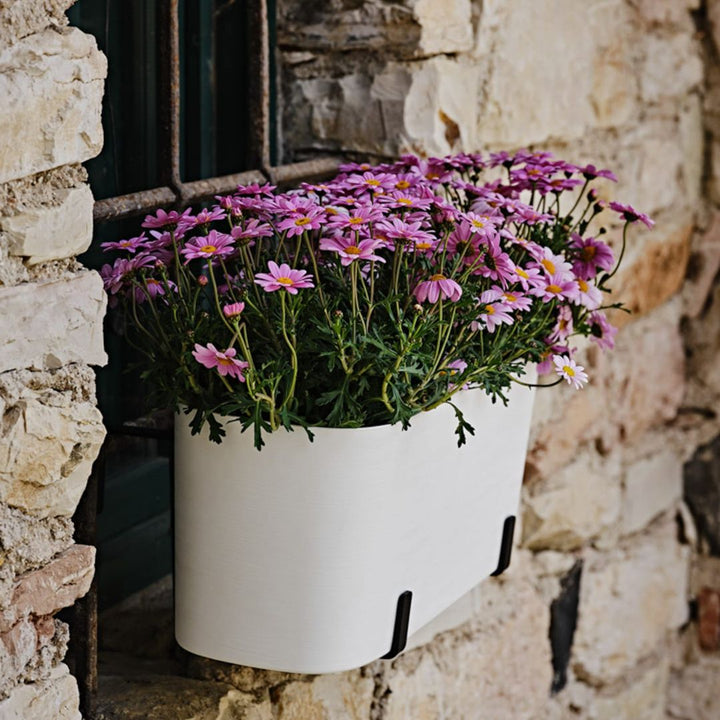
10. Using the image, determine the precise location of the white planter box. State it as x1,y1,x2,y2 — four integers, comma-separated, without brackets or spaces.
174,381,535,673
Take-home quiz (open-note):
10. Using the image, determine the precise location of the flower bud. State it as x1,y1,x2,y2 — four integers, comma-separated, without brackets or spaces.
198,275,208,286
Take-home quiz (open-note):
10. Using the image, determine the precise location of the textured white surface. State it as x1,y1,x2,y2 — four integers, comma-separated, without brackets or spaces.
174,382,535,673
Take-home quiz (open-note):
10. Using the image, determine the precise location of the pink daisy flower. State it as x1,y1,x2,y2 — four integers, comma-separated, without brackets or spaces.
254,261,314,294
223,302,245,318
608,201,654,229
571,235,614,279
548,306,574,343
276,206,325,237
141,207,192,230
553,354,588,389
532,274,580,303
529,246,574,280
192,343,248,381
180,230,236,262
414,274,462,304
471,290,514,333
101,233,148,254
319,236,385,266
588,311,618,350
574,278,602,310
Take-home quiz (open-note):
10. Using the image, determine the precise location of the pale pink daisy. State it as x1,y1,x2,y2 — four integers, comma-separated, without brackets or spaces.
319,236,386,266
496,287,533,312
276,206,325,237
471,290,514,333
553,354,588,389
222,302,245,318
548,306,574,343
180,230,235,262
532,274,580,303
574,277,602,310
414,274,462,304
192,343,249,381
254,261,314,294
529,246,574,280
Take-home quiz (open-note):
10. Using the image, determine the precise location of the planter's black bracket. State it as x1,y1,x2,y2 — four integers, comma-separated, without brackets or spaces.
491,515,516,577
381,590,413,659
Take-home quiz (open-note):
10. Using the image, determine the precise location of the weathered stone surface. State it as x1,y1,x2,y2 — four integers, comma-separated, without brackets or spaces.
573,520,689,684
684,212,720,319
0,663,80,720
411,0,472,55
0,27,106,184
683,434,720,556
668,655,720,720
0,617,68,698
0,272,106,373
0,392,105,517
0,545,94,630
639,33,702,104
523,451,622,551
0,0,74,46
474,0,636,147
1,184,93,264
633,0,698,28
382,569,553,720
613,222,692,325
623,448,683,535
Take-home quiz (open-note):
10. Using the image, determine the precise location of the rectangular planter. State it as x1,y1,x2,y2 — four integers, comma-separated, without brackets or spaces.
174,380,535,673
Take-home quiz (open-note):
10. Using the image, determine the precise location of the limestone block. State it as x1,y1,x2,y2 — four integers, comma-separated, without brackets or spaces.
0,545,94,630
0,394,105,517
622,449,683,535
573,519,689,684
0,272,107,373
272,674,374,720
640,33,703,104
0,663,80,720
0,0,74,46
680,94,704,207
612,220,692,325
0,27,106,184
382,571,552,720
633,0,698,27
522,451,622,551
410,0,472,55
667,655,720,720
474,0,636,147
1,185,93,264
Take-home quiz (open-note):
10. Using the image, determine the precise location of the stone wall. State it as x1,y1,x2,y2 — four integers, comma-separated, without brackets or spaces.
0,1,106,717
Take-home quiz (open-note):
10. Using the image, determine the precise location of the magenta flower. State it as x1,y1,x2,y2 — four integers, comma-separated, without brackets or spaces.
548,305,574,343
513,264,544,292
471,290,514,333
101,233,148,254
178,207,226,232
553,354,588,389
141,207,192,230
326,206,384,230
579,164,617,182
231,219,274,243
472,236,516,286
609,201,654,228
192,343,248,381
276,206,325,237
254,261,314,294
414,274,462,304
320,236,385,266
571,235,614,279
180,230,236,262
223,302,245,318
588,311,618,350
496,288,533,312
379,218,436,249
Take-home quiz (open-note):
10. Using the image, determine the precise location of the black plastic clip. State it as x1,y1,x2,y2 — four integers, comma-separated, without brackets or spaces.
381,590,413,659
490,515,516,577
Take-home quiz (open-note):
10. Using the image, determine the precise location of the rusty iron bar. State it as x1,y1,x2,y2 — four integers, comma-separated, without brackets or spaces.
93,157,342,223
248,0,271,173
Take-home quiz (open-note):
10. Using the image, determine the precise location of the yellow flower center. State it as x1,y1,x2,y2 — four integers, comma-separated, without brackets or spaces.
504,293,517,302
516,267,529,279
541,258,556,274
581,246,597,261
426,172,439,180
345,246,361,255
416,242,432,250
547,284,563,294
348,217,364,224
295,217,311,226
563,365,575,377
430,274,447,282
395,180,410,190
578,279,589,292
397,197,414,205
485,305,495,314
201,245,217,253
277,277,294,285
365,179,381,186
472,218,488,228
217,356,234,366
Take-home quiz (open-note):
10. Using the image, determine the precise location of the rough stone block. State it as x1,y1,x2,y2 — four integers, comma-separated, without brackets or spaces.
0,272,107,373
523,451,622,551
0,663,80,720
573,519,689,684
1,184,93,264
272,674,374,720
633,0,698,28
474,0,636,147
623,448,683,535
640,33,702,104
612,221,692,324
0,27,106,184
668,655,720,720
410,0,473,55
0,545,94,629
0,0,74,46
684,212,720,319
0,390,105,517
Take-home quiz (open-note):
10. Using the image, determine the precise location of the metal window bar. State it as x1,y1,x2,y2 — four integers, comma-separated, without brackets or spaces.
73,0,342,715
